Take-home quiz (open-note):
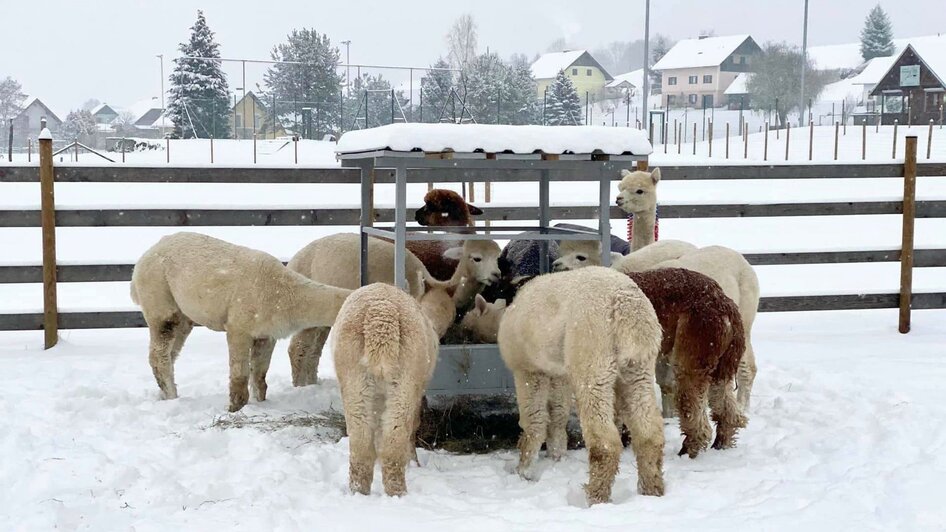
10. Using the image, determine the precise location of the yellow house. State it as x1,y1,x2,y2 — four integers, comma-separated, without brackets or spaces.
230,91,287,139
531,50,613,100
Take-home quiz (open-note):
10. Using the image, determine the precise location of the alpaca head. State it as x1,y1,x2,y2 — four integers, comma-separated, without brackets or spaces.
443,239,502,286
553,240,623,272
615,167,660,215
414,189,483,227
459,294,507,343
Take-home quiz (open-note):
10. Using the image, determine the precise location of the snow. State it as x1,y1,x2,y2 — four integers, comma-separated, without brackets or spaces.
37,128,52,140
847,56,898,87
335,123,654,156
530,50,587,80
808,33,946,72
606,69,644,90
1,308,945,529
910,39,946,87
723,73,750,95
818,78,862,103
652,35,752,71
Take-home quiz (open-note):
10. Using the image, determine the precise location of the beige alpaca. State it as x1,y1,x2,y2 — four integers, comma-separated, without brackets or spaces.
458,294,507,343
130,232,352,412
498,267,665,505
286,233,500,386
332,279,456,496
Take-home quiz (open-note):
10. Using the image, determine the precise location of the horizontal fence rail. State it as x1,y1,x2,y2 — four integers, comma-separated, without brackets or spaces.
1,145,944,335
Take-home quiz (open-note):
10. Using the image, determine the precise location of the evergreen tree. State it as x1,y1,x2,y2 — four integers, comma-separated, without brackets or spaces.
166,11,231,139
860,5,895,61
0,76,26,121
344,74,408,130
460,53,506,123
501,55,539,125
263,28,343,137
61,109,97,142
545,69,582,125
419,58,455,123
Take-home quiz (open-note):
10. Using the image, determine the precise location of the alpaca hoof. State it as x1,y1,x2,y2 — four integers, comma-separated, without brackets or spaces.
229,393,249,412
253,383,267,402
516,464,537,481
678,444,700,459
712,434,734,450
639,478,665,497
349,483,371,496
384,485,407,497
584,484,612,505
158,389,178,401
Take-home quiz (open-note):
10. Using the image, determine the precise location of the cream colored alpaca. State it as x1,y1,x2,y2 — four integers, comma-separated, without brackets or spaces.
498,267,665,505
458,294,506,343
286,233,500,386
130,232,352,412
332,279,456,497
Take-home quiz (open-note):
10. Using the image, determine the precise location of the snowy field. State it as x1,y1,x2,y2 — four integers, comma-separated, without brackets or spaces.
2,135,945,529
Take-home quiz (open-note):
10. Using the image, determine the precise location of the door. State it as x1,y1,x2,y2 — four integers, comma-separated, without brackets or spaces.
702,94,714,108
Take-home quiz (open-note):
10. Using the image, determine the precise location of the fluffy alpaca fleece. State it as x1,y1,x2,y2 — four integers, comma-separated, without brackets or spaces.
458,294,506,343
625,268,748,458
497,267,665,504
130,232,352,412
408,189,482,281
285,233,500,386
615,245,761,411
615,167,661,251
332,280,457,496
609,239,698,272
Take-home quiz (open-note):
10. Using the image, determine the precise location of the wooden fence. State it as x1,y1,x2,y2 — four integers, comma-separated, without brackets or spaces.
1,137,944,347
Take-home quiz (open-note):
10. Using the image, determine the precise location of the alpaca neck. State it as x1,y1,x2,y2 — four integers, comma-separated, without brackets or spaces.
420,295,455,338
631,207,656,252
284,279,352,330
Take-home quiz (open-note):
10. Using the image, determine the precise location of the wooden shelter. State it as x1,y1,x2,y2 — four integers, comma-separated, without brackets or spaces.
871,43,946,125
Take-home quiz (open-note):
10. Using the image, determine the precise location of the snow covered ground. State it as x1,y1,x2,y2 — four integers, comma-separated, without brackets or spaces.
2,134,945,529
1,308,945,530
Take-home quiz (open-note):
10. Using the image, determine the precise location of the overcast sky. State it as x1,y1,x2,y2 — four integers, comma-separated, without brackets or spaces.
3,0,943,113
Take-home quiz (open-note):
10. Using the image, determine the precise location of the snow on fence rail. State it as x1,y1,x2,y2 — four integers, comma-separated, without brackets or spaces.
1,138,944,342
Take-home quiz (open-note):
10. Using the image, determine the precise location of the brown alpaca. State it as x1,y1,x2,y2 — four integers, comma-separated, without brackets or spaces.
408,189,483,281
625,268,748,458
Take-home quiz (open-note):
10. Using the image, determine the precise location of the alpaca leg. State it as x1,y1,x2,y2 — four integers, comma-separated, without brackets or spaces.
147,315,182,400
736,339,757,411
572,371,621,505
379,382,422,496
710,380,748,450
655,354,676,418
513,371,550,480
288,326,330,387
675,372,713,459
169,317,193,363
250,337,276,402
340,372,378,495
226,330,254,412
545,376,570,461
617,365,665,497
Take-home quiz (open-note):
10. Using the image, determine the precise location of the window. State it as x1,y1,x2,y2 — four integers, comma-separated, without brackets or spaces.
572,68,578,75
688,75,698,84
740,56,748,64
703,74,713,84
688,94,698,104
586,68,592,76
668,76,677,86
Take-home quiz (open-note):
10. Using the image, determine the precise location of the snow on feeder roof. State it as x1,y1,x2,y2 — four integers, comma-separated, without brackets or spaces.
335,123,653,157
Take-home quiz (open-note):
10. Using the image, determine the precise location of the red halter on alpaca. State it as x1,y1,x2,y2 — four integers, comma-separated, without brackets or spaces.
627,205,659,245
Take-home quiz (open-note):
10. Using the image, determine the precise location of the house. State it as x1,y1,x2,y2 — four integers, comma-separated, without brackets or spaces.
230,91,286,139
723,73,752,109
531,50,613,100
90,103,119,125
870,39,946,125
12,97,63,146
605,69,644,100
653,34,761,108
809,34,946,75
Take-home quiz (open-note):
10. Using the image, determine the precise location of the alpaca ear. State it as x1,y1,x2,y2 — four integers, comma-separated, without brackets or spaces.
442,246,464,260
474,294,488,313
620,169,632,178
467,204,484,216
650,167,661,184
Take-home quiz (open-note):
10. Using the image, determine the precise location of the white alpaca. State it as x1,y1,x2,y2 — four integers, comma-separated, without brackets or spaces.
129,232,352,412
332,278,456,497
498,266,665,504
286,233,501,386
458,294,507,343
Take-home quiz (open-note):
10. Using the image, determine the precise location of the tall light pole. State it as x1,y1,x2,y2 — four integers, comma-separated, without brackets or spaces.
800,0,809,125
642,0,651,133
157,54,166,134
341,40,352,95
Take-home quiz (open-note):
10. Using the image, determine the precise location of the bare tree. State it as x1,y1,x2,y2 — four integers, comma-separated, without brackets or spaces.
113,111,138,136
446,14,478,71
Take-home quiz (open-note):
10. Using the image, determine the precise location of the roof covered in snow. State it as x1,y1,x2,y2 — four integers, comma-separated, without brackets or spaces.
846,56,898,86
911,38,946,86
336,123,653,156
90,103,118,117
17,96,64,124
724,73,752,95
809,34,946,72
531,50,612,80
653,34,754,70
606,69,644,89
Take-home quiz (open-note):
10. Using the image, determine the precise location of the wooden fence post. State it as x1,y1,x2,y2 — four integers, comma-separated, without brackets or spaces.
892,120,898,159
744,122,748,159
928,120,934,159
725,122,730,159
834,121,839,161
763,121,769,161
784,122,790,161
39,128,58,349
253,133,258,164
692,122,696,155
862,119,867,160
899,136,918,334
166,136,170,163
210,136,215,164
808,120,814,161
677,123,682,154
708,120,713,157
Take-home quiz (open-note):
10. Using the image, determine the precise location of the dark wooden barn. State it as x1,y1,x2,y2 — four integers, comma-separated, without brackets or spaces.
870,42,946,126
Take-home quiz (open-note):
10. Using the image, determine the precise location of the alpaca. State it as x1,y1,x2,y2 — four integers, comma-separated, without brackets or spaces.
129,232,352,412
498,266,665,504
557,238,761,411
333,278,457,497
478,238,559,304
625,268,748,458
286,233,500,386
408,189,482,281
458,294,507,343
615,168,662,251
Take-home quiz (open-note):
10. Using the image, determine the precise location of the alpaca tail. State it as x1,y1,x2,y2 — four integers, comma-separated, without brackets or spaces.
362,301,402,379
712,304,745,383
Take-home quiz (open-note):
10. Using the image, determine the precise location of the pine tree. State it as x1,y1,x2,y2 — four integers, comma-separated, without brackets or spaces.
420,58,455,123
860,5,895,61
263,28,343,137
166,11,231,139
460,53,506,123
61,109,97,142
501,55,539,125
545,69,582,126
